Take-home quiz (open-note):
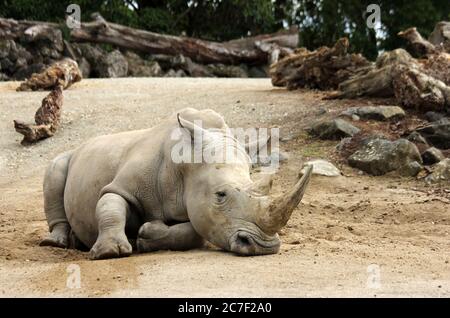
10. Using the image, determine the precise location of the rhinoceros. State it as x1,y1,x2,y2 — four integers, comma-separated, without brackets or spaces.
40,108,312,259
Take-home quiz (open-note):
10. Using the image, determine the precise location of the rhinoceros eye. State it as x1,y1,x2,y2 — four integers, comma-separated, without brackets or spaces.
215,191,227,203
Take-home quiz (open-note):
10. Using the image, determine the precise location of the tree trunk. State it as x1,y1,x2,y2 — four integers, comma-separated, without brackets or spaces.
17,58,82,91
70,14,298,65
14,85,64,145
0,17,58,40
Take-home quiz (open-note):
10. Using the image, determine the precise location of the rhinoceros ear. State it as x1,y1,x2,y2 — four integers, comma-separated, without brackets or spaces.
177,113,207,138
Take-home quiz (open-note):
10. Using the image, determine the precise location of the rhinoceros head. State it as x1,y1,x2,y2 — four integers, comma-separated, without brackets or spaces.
176,114,313,256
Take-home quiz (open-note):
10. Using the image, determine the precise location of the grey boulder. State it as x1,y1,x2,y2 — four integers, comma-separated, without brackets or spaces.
307,119,360,140
125,51,162,77
425,158,450,184
416,118,450,149
340,105,405,121
97,50,128,78
421,147,445,165
348,138,423,176
425,111,445,122
406,131,429,145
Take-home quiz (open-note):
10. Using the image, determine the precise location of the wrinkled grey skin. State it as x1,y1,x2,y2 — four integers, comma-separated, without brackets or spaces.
40,108,312,260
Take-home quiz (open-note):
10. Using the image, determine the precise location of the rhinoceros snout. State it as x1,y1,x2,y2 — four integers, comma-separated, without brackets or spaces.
229,231,280,256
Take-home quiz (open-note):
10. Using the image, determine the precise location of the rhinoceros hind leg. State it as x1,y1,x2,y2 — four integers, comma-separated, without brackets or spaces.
40,152,72,248
89,193,133,260
40,222,70,248
137,221,204,252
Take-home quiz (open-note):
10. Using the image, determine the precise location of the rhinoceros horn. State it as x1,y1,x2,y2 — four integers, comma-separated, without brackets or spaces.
258,165,313,235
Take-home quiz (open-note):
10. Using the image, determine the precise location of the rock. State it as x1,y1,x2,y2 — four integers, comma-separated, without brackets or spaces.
23,25,64,52
425,158,450,184
425,111,445,122
15,57,27,69
348,138,423,176
248,66,267,78
340,105,405,121
97,50,128,78
13,42,33,63
77,57,91,78
39,46,62,60
12,63,45,80
421,147,445,165
77,44,128,78
77,44,105,77
125,51,162,77
0,73,9,81
1,58,14,73
301,159,341,177
207,63,248,78
406,131,429,145
402,161,423,177
164,69,187,77
307,119,360,140
1,40,32,63
0,39,14,59
416,118,450,149
78,44,104,62
336,137,352,153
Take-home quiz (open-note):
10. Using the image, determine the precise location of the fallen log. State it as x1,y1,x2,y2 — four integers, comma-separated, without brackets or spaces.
14,85,63,145
70,13,298,65
269,38,371,90
0,17,59,40
17,58,82,91
331,49,417,99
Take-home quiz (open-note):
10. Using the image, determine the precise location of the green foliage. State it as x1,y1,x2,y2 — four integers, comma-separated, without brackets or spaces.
186,0,277,40
1,0,449,60
378,0,449,52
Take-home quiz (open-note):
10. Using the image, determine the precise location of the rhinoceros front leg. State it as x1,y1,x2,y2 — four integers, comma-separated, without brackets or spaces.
137,221,204,252
89,193,133,260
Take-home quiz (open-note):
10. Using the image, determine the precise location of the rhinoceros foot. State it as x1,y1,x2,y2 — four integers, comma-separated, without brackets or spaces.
39,222,70,248
89,232,132,260
137,221,204,252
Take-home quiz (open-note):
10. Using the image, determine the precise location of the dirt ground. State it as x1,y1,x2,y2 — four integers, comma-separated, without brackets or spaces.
0,78,449,297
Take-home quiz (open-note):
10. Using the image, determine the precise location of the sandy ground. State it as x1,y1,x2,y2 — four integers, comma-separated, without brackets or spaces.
0,78,449,297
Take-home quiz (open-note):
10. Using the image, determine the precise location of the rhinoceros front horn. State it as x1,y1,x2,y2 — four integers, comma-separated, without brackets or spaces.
259,165,313,235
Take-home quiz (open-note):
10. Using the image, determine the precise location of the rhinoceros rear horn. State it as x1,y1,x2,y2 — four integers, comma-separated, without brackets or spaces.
258,165,313,235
